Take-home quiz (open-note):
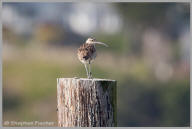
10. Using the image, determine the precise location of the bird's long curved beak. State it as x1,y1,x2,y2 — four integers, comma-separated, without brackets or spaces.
93,42,108,47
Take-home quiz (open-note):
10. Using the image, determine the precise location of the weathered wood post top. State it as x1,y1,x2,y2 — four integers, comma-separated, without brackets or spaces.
57,78,117,127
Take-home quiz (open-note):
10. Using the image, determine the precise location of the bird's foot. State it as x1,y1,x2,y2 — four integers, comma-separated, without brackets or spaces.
88,72,93,79
88,77,93,79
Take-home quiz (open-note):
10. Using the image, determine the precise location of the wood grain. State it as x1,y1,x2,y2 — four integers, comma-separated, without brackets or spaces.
57,78,117,127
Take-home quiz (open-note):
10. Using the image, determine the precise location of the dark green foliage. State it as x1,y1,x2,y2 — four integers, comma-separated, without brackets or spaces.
117,78,190,127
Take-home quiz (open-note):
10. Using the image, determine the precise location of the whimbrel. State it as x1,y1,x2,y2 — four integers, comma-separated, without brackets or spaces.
77,37,108,79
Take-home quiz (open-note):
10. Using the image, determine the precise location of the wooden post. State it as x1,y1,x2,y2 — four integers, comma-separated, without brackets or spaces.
57,78,117,127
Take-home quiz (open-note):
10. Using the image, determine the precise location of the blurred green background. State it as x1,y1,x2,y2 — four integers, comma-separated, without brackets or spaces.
2,2,190,127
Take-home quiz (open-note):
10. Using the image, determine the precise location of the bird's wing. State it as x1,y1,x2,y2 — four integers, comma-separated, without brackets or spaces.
78,44,89,60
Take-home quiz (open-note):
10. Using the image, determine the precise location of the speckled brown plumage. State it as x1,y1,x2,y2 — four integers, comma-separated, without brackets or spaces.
77,43,96,64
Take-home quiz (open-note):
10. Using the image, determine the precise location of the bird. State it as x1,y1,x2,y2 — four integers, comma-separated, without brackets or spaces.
77,37,108,79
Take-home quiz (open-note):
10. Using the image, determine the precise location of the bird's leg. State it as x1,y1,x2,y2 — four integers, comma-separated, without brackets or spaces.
84,63,89,78
89,61,92,79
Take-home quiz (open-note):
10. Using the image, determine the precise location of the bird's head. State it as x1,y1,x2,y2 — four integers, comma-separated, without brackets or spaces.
86,37,96,44
86,37,108,47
